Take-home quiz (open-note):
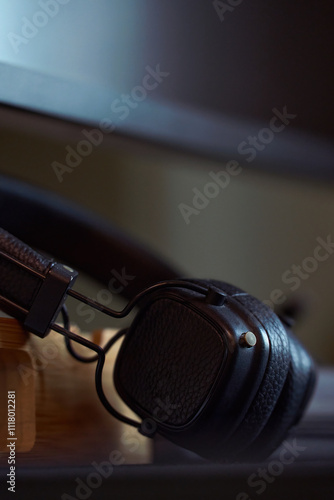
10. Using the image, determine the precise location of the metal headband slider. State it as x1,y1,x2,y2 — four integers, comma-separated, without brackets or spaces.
24,263,78,338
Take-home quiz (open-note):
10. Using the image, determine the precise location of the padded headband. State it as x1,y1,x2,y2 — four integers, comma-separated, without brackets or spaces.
0,175,179,299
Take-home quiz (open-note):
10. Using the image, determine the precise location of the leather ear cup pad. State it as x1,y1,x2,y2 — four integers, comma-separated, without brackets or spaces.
184,279,292,460
243,331,316,460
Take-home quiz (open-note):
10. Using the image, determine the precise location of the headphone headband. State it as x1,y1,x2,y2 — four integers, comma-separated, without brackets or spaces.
0,175,179,299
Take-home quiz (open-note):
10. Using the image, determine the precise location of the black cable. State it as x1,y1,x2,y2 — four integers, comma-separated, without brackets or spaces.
52,281,211,431
52,314,140,429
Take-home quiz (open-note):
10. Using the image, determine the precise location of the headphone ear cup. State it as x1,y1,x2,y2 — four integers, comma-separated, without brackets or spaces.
243,331,316,460
183,279,301,460
114,277,315,462
194,279,316,460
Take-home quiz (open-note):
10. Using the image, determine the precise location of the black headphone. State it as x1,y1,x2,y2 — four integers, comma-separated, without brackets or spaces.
0,175,316,463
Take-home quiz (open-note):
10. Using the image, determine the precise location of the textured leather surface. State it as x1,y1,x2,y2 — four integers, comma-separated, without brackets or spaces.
244,331,316,459
223,287,290,456
0,228,52,315
116,298,226,426
187,280,290,444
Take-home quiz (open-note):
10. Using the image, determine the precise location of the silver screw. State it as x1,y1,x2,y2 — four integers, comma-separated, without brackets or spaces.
63,265,74,273
240,331,257,348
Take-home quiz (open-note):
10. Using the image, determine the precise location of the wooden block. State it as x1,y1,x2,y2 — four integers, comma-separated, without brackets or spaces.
0,320,152,467
0,319,35,453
